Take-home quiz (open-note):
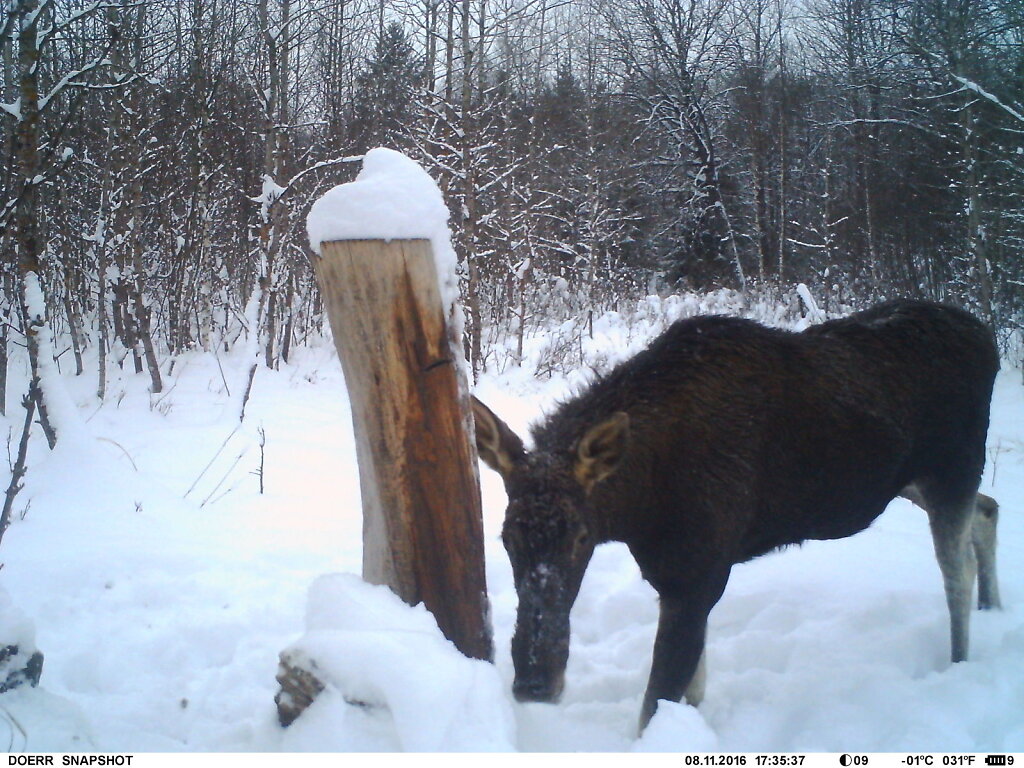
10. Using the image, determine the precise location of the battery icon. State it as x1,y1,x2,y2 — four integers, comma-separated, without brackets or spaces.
985,757,1007,766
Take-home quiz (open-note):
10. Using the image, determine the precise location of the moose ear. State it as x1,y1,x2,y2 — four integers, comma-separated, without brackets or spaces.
574,412,630,492
471,396,525,478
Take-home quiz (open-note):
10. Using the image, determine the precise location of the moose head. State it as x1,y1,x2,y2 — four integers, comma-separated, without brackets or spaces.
471,396,630,703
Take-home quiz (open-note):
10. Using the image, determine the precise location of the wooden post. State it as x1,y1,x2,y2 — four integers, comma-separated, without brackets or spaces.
313,238,493,662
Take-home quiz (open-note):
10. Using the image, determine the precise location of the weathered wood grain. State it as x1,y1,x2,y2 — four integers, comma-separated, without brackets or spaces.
314,238,493,662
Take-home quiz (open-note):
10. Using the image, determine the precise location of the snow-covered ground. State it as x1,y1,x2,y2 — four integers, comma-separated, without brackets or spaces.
1,299,1023,752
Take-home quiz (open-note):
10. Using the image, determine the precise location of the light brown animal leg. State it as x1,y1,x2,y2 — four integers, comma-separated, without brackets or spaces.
973,493,1001,610
901,483,976,663
902,486,1002,612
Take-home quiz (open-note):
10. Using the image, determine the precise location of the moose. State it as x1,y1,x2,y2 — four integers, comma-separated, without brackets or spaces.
471,299,1001,732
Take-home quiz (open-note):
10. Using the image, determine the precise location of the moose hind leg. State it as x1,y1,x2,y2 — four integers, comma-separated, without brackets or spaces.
972,493,1001,610
923,491,977,663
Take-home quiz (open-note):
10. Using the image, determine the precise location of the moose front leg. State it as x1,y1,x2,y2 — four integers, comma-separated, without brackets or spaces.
685,640,707,705
639,596,710,733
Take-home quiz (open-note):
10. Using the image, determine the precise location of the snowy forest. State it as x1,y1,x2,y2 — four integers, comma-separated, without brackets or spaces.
2,0,1024,407
3,0,1024,753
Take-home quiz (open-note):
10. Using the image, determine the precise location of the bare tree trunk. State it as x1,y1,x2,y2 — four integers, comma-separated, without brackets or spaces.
62,268,85,376
257,0,291,371
97,254,109,402
0,270,13,417
280,271,296,364
776,0,787,282
1,11,13,416
264,268,278,368
132,282,163,392
461,0,482,377
96,200,110,400
423,0,438,90
128,165,163,393
18,286,56,450
863,156,880,291
0,316,7,418
961,99,995,331
0,386,35,547
821,138,836,272
12,0,55,447
444,2,455,104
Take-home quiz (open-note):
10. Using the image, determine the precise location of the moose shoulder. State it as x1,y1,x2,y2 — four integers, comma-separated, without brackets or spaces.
472,299,1001,733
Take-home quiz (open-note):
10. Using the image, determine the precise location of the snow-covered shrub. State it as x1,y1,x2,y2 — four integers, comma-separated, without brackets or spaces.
486,282,851,379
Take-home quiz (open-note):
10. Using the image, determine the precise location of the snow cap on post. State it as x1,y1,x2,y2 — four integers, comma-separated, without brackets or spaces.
306,148,459,318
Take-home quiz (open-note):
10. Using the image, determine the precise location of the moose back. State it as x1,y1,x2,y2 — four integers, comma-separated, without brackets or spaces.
472,299,1000,732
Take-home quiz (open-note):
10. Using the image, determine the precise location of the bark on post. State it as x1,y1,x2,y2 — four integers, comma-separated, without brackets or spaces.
314,237,493,662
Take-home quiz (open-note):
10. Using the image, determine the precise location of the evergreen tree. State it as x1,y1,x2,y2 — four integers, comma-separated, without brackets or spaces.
351,22,420,152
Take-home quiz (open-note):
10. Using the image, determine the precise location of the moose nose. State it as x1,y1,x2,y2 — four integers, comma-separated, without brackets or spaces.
513,680,550,702
513,672,565,703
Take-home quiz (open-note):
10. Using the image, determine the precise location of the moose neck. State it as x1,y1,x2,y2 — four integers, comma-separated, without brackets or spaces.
586,470,643,546
589,420,679,550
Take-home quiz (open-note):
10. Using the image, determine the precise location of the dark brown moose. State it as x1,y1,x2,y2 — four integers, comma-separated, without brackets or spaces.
472,300,1001,733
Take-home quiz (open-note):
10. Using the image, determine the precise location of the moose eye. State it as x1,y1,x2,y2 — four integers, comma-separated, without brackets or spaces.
574,530,590,552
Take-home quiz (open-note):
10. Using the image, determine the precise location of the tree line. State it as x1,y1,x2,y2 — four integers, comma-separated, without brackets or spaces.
1,0,1022,433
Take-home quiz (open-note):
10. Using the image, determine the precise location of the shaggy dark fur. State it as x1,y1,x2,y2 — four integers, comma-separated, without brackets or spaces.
472,299,1000,732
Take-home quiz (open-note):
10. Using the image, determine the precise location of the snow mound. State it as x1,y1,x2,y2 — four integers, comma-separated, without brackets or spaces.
282,574,514,751
634,701,719,752
0,687,95,751
0,587,37,656
305,148,449,249
305,148,459,317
